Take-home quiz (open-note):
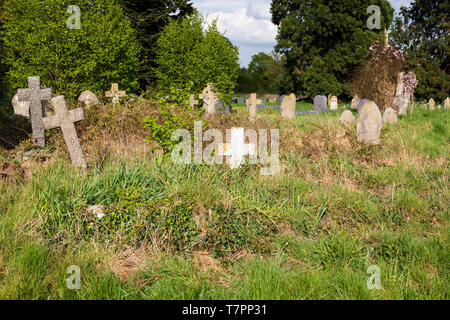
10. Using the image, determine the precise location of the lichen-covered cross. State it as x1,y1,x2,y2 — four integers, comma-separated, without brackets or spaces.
105,83,126,104
199,84,218,115
42,96,87,169
17,76,52,147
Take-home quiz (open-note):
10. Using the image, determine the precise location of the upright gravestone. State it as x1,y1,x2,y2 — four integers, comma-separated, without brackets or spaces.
357,100,382,145
351,95,360,110
105,83,126,104
281,94,296,120
445,97,450,110
199,84,218,115
78,90,99,108
42,96,87,168
429,98,435,111
383,107,398,124
314,95,327,113
393,72,408,115
339,110,355,123
329,96,338,110
17,76,52,147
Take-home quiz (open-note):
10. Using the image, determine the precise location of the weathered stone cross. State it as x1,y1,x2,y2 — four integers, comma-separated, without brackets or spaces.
199,84,218,115
42,96,87,169
218,128,256,169
189,94,199,107
105,83,126,104
17,76,52,147
246,93,261,120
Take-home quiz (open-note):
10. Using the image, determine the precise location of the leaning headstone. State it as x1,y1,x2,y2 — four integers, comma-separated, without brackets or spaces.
314,95,327,113
42,96,87,168
281,94,296,120
357,100,382,145
339,110,355,123
351,95,360,110
383,107,398,124
445,97,450,109
105,83,126,104
428,98,435,111
78,90,99,107
17,76,52,147
189,94,199,107
199,84,218,115
329,96,338,110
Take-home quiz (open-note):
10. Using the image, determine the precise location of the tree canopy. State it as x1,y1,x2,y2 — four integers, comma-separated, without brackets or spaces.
1,0,141,102
271,0,394,99
391,0,449,102
155,12,240,102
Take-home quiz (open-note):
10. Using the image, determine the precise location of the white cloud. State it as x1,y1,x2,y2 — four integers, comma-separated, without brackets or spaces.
193,0,276,66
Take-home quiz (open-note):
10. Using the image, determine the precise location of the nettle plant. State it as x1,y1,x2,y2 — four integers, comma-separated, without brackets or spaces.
143,83,204,153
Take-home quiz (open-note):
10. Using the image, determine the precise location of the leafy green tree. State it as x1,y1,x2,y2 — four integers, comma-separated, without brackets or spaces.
247,52,283,93
271,0,394,99
118,0,194,89
2,0,141,102
155,12,240,102
391,0,449,102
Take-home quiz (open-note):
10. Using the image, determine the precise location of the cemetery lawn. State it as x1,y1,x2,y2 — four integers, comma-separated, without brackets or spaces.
0,104,448,300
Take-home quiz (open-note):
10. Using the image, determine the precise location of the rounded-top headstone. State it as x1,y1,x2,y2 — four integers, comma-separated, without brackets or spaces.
383,107,398,124
314,95,327,113
357,101,382,145
429,98,435,111
339,110,355,123
78,90,99,107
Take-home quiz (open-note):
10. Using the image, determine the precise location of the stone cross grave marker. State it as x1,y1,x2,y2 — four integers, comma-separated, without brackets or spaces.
105,83,126,104
42,96,87,169
189,94,199,107
17,76,52,147
218,128,256,169
281,94,296,120
246,93,261,119
314,95,327,113
199,84,218,115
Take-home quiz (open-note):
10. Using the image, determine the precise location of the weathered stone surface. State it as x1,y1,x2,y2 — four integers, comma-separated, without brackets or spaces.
383,107,398,124
246,93,262,119
42,96,87,168
329,96,338,110
445,97,450,109
281,93,296,120
189,94,199,107
339,110,355,123
351,95,360,110
429,98,435,111
78,90,99,107
13,94,53,118
105,83,126,104
357,100,382,145
17,76,52,147
199,84,218,115
314,95,327,113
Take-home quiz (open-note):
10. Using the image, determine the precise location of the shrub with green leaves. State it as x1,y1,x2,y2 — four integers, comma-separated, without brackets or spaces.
155,12,240,102
1,0,141,101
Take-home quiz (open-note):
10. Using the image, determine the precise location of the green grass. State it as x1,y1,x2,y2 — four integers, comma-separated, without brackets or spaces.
0,105,448,299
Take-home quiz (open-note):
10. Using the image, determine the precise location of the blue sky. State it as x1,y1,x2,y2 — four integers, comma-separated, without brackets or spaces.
192,0,414,67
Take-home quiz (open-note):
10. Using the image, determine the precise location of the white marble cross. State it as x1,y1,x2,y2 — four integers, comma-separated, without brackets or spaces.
105,83,126,104
218,128,256,169
42,96,87,168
